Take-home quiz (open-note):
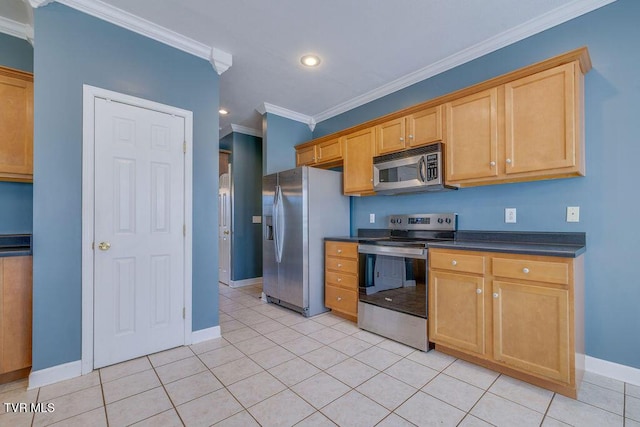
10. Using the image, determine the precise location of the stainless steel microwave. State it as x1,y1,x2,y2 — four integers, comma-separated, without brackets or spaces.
372,143,456,195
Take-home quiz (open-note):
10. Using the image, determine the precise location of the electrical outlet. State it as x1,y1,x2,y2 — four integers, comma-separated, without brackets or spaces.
567,206,580,222
252,216,262,224
505,208,517,223
369,213,375,224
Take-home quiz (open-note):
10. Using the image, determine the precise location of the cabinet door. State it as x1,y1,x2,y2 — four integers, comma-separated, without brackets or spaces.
429,271,485,355
0,71,33,181
317,138,342,164
0,256,32,374
296,145,317,166
408,106,442,148
376,118,406,155
493,280,570,383
342,127,376,194
505,63,579,175
445,88,498,182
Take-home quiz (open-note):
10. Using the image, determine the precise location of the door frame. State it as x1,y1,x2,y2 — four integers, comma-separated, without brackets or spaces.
81,85,193,375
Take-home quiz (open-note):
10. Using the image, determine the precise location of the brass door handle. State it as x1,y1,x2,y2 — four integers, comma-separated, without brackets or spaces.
98,242,111,251
223,231,230,235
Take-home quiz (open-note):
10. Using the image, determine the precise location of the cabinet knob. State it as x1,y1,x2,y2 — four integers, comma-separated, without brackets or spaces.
522,267,530,274
506,158,512,164
493,292,499,298
490,161,496,167
337,249,342,253
337,297,342,301
451,260,457,266
399,137,404,141
476,288,482,294
337,263,342,268
408,134,414,139
337,277,342,282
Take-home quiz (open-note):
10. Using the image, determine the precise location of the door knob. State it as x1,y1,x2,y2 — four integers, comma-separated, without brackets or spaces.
224,231,230,235
98,242,111,251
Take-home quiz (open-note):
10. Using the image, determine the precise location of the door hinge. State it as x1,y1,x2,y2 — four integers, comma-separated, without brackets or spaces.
92,242,94,250
183,141,186,153
183,307,186,319
183,224,186,236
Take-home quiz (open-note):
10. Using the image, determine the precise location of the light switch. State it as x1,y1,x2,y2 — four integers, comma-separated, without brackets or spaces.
369,213,375,223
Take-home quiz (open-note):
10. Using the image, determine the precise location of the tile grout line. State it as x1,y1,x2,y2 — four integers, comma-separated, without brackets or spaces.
146,354,187,427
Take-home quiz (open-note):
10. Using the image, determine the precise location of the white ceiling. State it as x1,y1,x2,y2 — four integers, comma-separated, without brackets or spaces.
0,0,616,136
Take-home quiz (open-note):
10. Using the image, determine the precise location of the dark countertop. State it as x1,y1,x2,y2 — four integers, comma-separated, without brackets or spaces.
428,231,586,258
0,234,32,257
326,230,586,258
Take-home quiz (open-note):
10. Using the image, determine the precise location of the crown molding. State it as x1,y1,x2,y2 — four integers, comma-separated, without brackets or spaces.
220,124,263,138
55,0,232,73
28,0,54,7
313,0,617,123
0,15,33,42
231,124,262,138
258,102,315,131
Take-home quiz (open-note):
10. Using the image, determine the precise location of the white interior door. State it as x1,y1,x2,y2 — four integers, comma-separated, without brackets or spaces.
218,172,231,285
93,98,185,368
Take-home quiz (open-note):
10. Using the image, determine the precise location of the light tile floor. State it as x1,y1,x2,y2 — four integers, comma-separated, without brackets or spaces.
2,283,638,426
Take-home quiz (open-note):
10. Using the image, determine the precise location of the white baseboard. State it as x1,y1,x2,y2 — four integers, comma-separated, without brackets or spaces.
191,325,221,344
586,356,640,387
29,360,82,390
229,277,262,288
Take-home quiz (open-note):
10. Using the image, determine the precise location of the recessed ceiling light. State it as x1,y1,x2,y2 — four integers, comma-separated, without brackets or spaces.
219,108,229,115
300,54,321,67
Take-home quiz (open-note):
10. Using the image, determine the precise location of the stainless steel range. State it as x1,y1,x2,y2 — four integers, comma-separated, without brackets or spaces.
357,213,457,351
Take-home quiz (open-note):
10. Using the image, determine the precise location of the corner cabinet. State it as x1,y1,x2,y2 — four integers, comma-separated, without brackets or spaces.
0,256,33,383
0,66,34,182
429,248,584,398
295,137,342,168
342,128,376,195
445,61,585,186
324,241,358,321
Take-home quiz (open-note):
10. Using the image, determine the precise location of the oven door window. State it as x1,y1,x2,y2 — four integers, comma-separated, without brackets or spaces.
360,253,427,318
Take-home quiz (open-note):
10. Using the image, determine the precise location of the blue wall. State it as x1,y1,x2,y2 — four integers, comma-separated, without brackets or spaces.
0,33,33,234
314,0,640,369
33,4,219,370
230,132,263,281
263,113,312,175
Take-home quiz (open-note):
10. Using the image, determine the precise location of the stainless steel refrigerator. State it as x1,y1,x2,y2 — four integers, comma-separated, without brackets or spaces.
263,166,350,317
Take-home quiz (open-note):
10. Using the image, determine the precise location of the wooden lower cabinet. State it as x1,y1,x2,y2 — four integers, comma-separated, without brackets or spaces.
325,241,358,321
429,248,583,397
0,256,32,383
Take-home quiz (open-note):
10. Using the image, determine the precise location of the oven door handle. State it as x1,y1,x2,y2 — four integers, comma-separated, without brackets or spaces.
358,244,427,258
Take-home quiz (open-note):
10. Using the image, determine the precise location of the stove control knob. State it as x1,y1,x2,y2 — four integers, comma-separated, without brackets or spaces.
445,218,452,224
437,218,444,224
397,219,402,224
390,218,396,224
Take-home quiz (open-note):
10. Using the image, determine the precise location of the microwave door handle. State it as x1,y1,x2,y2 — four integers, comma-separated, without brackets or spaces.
418,156,426,182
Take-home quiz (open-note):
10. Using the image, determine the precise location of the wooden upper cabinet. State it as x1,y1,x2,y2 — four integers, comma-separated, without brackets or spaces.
445,88,499,183
0,67,33,182
407,105,442,148
316,137,342,164
376,106,443,155
376,117,406,155
342,127,376,194
295,144,317,167
505,62,581,176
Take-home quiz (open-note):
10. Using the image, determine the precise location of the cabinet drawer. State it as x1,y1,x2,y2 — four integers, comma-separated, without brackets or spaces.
326,270,357,289
325,241,358,259
430,251,485,274
492,258,569,285
325,285,357,315
326,257,357,274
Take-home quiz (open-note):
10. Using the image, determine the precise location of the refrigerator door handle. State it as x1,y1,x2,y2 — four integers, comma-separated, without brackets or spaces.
274,185,284,263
